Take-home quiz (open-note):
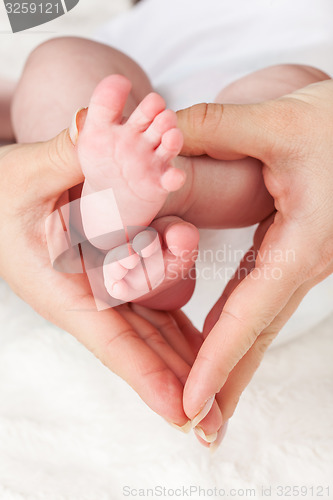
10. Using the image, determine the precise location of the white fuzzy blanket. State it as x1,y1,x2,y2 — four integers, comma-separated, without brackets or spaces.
1,279,332,500
0,1,332,499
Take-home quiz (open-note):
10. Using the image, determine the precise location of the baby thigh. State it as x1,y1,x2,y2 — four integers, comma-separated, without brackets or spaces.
215,64,330,104
12,37,153,143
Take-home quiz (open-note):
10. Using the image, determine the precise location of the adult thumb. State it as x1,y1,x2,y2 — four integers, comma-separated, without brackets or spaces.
176,100,285,162
2,112,86,204
39,107,88,198
38,125,84,199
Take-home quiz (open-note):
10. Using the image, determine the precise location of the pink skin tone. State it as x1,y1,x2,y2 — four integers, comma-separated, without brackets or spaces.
7,35,329,447
76,64,327,309
78,75,187,302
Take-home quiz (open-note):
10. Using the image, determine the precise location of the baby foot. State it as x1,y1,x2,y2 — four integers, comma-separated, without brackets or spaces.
103,217,200,307
103,228,164,302
79,74,185,251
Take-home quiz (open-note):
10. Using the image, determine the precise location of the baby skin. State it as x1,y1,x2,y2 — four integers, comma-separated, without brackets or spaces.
78,75,191,304
76,65,329,306
10,38,330,310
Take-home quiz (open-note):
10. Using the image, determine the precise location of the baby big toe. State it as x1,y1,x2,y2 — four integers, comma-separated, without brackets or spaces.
132,228,160,259
126,92,166,133
86,74,132,128
156,128,184,161
164,220,199,257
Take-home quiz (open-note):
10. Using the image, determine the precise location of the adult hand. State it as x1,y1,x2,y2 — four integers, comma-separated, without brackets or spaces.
0,130,221,433
176,78,333,428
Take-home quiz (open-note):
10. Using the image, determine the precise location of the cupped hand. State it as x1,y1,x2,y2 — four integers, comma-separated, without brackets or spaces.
176,78,333,428
0,130,221,432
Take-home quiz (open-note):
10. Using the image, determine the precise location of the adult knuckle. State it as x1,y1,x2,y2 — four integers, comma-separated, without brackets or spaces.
103,327,137,354
202,103,224,129
141,365,179,400
186,103,223,132
159,318,178,337
141,364,170,380
255,330,278,357
142,327,166,348
223,309,263,345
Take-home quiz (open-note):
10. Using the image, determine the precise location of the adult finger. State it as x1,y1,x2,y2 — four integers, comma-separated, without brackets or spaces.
214,254,333,423
27,266,189,428
131,305,197,366
0,129,83,204
121,305,193,382
214,277,316,423
131,305,223,440
176,98,307,162
183,219,310,422
171,309,204,357
203,245,257,338
203,213,275,336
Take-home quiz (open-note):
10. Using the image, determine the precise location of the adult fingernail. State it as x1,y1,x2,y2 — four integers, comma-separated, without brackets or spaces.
209,421,229,453
167,420,192,434
191,395,215,428
194,426,218,444
69,107,87,145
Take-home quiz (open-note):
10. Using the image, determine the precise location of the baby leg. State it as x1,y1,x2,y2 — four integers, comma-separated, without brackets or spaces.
12,37,153,142
11,37,197,306
12,37,184,241
216,64,329,105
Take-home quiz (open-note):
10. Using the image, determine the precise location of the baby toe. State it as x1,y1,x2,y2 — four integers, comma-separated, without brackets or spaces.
144,109,177,148
161,167,186,192
105,278,130,300
156,128,183,162
126,92,166,133
119,251,141,270
104,259,128,281
142,250,165,289
86,74,132,128
124,263,151,294
132,228,160,258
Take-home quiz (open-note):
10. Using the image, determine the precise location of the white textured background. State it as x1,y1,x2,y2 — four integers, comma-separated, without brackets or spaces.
0,1,333,499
